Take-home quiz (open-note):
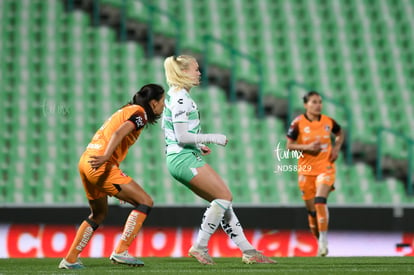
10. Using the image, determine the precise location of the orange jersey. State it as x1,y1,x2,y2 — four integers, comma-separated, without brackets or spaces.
85,104,148,166
286,114,341,175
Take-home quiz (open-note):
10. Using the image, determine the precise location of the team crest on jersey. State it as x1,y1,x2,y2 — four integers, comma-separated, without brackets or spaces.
304,126,311,133
324,125,331,132
134,116,145,128
287,126,294,136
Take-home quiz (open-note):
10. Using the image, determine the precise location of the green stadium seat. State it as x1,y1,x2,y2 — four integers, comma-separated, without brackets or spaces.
125,0,148,22
1,0,413,206
101,0,123,8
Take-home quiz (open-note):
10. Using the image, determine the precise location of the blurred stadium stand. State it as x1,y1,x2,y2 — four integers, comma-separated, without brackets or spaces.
0,0,413,209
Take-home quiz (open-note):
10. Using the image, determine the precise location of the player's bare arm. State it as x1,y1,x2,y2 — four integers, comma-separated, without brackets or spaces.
88,122,135,169
329,129,345,162
287,139,321,155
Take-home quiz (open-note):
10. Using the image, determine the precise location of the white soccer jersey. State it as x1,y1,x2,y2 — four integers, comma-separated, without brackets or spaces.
163,88,201,154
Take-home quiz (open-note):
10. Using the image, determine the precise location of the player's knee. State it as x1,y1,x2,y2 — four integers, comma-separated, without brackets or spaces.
136,204,152,215
219,188,233,201
89,211,107,224
142,196,154,207
133,194,153,208
216,193,232,202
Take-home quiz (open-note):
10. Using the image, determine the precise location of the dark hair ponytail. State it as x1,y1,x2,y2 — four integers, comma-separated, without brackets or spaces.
130,84,165,124
303,91,321,103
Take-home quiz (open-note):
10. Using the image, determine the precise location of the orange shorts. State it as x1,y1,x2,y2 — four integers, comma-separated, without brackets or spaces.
78,152,132,200
298,169,336,200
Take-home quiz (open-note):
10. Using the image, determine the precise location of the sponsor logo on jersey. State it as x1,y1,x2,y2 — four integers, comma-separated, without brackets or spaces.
87,143,102,150
174,110,186,118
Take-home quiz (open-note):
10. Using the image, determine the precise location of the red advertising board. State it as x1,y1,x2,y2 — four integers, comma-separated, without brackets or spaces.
0,225,412,258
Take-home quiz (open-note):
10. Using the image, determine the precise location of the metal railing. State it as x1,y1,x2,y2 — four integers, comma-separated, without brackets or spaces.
66,1,263,115
65,0,413,197
140,0,181,57
375,127,414,195
201,35,264,118
67,0,181,56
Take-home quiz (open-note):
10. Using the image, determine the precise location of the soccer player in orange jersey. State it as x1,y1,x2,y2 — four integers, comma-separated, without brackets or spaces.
286,91,344,257
59,84,165,269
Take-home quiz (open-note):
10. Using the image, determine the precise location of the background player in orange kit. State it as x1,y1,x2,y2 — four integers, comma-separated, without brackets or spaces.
59,84,165,269
286,91,344,257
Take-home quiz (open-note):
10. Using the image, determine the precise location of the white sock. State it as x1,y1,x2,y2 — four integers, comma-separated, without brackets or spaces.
195,199,231,249
221,206,255,252
319,231,328,243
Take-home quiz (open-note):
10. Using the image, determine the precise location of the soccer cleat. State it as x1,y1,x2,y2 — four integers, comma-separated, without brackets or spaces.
58,258,85,269
188,246,215,265
317,239,329,257
110,250,144,267
242,250,277,264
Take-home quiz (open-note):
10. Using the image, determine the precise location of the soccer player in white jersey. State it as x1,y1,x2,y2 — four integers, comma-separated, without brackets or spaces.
162,55,276,265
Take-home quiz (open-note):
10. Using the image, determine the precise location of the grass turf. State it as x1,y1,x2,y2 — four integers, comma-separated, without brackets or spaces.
0,257,413,275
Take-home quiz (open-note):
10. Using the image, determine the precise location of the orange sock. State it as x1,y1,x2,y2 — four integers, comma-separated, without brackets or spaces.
65,219,98,263
307,211,319,239
315,198,329,233
115,210,147,254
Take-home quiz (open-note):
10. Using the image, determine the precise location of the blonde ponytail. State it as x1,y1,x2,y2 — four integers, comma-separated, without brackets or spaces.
164,55,198,90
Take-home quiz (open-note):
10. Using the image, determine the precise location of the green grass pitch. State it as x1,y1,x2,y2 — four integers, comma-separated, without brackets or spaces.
0,257,413,275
